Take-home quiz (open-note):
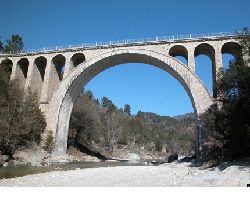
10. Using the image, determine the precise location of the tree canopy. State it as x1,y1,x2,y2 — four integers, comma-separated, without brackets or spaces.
201,28,250,162
0,34,24,53
0,34,46,156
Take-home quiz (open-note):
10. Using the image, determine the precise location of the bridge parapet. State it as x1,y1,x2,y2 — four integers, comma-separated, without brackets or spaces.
0,31,237,55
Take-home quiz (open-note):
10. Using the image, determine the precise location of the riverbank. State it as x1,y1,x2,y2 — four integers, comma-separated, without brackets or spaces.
1,143,171,167
0,161,249,186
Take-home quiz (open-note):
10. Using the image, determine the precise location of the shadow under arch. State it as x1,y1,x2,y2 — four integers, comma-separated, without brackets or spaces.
45,49,213,155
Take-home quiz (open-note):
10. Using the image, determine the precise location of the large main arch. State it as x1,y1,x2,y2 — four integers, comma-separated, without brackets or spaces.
45,48,213,155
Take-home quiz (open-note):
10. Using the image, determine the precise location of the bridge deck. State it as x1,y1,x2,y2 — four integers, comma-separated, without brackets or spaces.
0,31,238,57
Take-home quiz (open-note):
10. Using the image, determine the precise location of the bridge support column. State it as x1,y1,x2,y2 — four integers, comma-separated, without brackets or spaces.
243,47,250,67
10,59,18,81
188,48,195,73
213,48,223,98
196,118,203,162
40,56,53,113
24,57,35,94
214,48,223,75
63,55,73,78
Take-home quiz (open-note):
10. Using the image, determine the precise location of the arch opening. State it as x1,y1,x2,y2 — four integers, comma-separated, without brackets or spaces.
29,56,47,101
222,42,242,60
222,42,242,70
66,63,196,156
17,58,29,91
85,63,193,116
46,54,66,102
0,59,13,79
194,43,216,98
222,53,236,70
71,53,85,68
169,45,188,65
45,49,212,155
52,54,66,81
35,56,47,81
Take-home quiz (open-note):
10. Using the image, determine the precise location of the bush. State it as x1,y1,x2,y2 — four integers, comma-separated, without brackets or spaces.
201,28,250,162
200,104,224,162
117,134,128,145
0,69,46,156
43,130,54,153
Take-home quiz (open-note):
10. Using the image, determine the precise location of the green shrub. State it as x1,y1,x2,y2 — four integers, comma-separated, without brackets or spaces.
43,130,54,153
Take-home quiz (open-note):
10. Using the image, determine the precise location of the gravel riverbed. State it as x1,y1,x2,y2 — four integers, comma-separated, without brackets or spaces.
0,162,249,186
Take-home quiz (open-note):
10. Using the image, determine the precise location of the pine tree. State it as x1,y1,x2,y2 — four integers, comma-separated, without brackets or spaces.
4,34,24,53
124,104,131,115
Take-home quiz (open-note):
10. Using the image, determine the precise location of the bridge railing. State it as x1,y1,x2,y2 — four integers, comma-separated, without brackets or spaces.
0,31,237,55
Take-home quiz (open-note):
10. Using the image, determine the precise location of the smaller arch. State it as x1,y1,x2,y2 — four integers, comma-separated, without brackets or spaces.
194,43,215,98
52,54,66,81
16,58,29,92
29,56,47,101
194,43,215,58
169,45,188,60
34,56,47,81
221,42,242,60
71,53,85,68
0,58,13,78
17,58,29,79
45,54,66,102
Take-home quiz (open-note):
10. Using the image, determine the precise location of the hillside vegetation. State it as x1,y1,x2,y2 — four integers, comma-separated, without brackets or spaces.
69,91,196,158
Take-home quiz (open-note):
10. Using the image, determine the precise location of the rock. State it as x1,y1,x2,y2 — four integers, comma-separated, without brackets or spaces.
12,148,51,166
83,155,100,162
2,155,10,161
3,162,8,167
0,155,10,166
151,160,158,164
127,153,140,160
0,159,4,166
167,153,178,163
179,155,196,163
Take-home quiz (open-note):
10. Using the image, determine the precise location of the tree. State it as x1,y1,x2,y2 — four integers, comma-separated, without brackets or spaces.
0,76,23,155
0,39,4,53
101,97,110,110
85,90,94,101
4,34,24,53
19,89,47,144
0,34,47,156
200,104,224,162
0,85,46,155
217,29,250,160
69,90,196,156
216,59,250,160
124,104,131,115
201,28,250,162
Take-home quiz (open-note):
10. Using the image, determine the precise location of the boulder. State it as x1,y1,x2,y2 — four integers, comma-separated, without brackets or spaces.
0,156,4,166
127,153,140,161
0,155,10,166
151,160,158,164
2,155,10,161
167,153,178,163
179,155,196,163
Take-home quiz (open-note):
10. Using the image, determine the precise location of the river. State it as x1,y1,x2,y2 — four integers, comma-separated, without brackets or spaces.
0,160,162,179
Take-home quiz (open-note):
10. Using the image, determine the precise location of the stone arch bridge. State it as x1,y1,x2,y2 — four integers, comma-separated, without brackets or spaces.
0,32,246,155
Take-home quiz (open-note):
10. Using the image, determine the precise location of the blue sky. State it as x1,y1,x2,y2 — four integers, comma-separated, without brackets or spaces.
1,0,250,116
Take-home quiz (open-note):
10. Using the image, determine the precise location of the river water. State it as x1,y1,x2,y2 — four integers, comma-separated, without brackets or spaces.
0,160,161,179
